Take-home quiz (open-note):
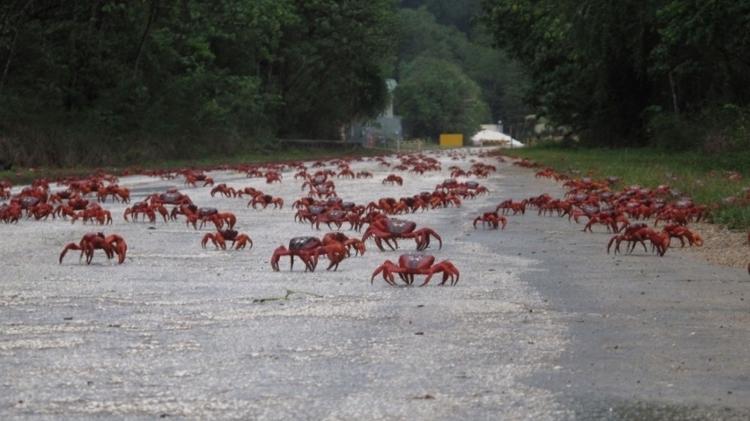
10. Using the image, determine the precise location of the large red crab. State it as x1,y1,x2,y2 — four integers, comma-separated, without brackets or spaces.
363,217,442,252
149,189,192,206
311,209,349,230
124,201,169,223
607,225,669,256
59,232,128,264
270,236,347,272
371,254,459,287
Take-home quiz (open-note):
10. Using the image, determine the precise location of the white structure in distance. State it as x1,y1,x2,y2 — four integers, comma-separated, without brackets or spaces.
471,124,525,148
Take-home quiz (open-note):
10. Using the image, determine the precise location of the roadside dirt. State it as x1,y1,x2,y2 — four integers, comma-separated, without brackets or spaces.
683,222,749,270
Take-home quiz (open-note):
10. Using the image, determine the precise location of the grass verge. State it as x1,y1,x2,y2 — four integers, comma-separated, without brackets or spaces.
499,145,750,230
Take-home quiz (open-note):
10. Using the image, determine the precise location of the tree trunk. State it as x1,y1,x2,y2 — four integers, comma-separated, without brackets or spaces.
668,71,679,115
133,0,159,78
0,28,19,96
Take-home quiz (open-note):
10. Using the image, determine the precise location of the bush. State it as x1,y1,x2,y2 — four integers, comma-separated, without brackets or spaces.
646,111,701,151
646,105,750,153
699,105,750,153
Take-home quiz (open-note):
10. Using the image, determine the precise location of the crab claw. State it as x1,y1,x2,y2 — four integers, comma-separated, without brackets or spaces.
59,243,82,264
371,260,398,286
371,265,385,284
270,246,287,271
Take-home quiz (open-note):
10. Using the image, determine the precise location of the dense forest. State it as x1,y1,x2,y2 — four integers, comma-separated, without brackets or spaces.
481,0,750,150
0,0,529,166
3,1,744,167
0,0,395,166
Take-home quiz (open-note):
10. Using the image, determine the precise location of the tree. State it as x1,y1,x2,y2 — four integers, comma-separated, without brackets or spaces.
652,1,750,112
275,0,396,138
0,0,397,165
399,0,482,33
394,7,529,127
395,56,490,139
481,0,750,147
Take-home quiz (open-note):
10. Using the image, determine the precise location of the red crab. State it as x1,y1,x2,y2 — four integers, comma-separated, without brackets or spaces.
124,201,168,223
184,172,214,187
311,209,349,230
363,216,442,252
382,174,403,186
210,184,238,198
496,199,527,215
265,171,282,184
70,203,113,225
270,237,347,272
96,185,130,203
662,224,703,247
322,232,366,256
301,174,330,191
371,254,459,287
201,229,253,250
337,168,355,179
59,232,127,264
295,204,327,224
473,212,507,230
308,183,337,199
149,189,192,206
607,225,669,256
249,194,284,209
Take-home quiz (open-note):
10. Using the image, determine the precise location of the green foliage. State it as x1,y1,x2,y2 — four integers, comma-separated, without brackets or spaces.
395,57,490,139
400,0,482,33
481,0,750,147
275,0,395,138
393,6,529,134
653,1,750,110
645,111,700,151
0,0,395,166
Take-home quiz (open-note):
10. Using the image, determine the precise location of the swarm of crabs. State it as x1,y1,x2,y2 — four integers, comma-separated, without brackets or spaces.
3,146,748,286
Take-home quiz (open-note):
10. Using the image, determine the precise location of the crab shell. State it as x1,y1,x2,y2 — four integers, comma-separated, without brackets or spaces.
289,236,322,250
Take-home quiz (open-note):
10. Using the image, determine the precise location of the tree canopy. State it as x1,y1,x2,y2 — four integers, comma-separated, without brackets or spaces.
0,0,395,164
481,0,750,148
395,56,490,139
0,0,537,164
393,3,529,139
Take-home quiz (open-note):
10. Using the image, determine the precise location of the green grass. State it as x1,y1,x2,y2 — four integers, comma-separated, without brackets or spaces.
0,145,382,185
500,145,750,230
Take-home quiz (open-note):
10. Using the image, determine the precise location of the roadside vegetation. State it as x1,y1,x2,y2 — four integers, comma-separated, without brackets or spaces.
0,145,373,185
501,145,750,230
481,1,750,151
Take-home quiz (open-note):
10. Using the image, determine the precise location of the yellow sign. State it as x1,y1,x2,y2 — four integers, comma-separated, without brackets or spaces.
439,134,463,148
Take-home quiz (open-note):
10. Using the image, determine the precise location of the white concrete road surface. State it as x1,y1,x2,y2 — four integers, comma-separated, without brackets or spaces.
1,150,748,420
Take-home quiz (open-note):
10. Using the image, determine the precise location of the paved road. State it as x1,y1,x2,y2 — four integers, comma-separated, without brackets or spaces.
0,150,748,420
